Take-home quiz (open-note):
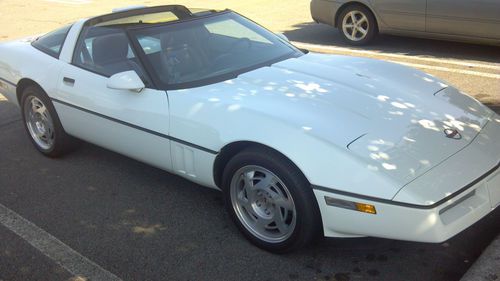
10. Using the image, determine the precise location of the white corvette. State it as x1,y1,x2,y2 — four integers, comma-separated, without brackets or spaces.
0,5,498,253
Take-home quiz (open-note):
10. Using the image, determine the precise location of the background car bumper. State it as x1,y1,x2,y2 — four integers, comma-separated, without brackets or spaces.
310,0,341,26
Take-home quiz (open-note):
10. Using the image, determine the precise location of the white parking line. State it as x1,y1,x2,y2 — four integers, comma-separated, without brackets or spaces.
293,42,500,71
388,60,500,79
0,202,122,281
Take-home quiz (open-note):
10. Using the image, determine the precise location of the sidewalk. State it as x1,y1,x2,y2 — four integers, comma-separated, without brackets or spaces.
461,234,500,281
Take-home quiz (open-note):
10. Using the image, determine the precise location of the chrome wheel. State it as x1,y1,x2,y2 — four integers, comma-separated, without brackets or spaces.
230,165,296,243
342,10,369,41
24,96,55,150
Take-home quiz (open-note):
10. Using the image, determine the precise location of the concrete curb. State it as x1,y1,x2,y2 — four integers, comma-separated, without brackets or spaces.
461,234,500,281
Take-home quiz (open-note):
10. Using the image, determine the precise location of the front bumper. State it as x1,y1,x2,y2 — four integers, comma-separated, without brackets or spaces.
315,115,500,242
315,166,498,242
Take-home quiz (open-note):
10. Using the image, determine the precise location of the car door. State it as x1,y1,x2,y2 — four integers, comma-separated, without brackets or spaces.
426,0,500,39
370,0,426,31
54,26,172,171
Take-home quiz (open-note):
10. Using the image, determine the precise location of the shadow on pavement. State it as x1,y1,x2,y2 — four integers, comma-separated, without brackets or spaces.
283,22,500,64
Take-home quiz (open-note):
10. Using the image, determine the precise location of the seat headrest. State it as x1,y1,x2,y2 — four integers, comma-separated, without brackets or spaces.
92,33,129,65
160,31,194,50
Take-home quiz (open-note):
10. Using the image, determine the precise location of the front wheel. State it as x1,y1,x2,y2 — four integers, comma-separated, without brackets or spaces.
337,5,377,45
222,147,322,253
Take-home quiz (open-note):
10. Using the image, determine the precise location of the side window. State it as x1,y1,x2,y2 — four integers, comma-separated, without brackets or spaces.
32,24,72,58
137,36,162,55
73,27,147,80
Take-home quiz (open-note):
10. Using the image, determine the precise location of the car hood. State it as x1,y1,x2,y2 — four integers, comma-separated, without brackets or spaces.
234,53,493,185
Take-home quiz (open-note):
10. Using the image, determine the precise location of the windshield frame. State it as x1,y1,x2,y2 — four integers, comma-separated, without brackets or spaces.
125,10,304,90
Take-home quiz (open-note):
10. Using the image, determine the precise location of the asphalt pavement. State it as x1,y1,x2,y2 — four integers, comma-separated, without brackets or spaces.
462,234,500,281
0,224,73,281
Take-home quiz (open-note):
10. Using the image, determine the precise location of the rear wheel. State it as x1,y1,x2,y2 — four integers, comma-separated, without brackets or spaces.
222,147,322,253
337,5,377,45
21,86,78,157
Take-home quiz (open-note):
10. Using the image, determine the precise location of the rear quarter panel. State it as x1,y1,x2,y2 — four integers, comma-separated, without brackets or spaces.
0,40,64,106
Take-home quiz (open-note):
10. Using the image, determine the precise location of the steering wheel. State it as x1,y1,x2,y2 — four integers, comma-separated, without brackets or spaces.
211,38,252,71
231,37,252,52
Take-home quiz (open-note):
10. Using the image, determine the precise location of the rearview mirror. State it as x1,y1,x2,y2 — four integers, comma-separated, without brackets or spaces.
275,32,290,42
107,71,145,93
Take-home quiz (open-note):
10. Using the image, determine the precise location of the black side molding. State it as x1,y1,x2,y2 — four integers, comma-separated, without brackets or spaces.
313,161,500,209
51,98,219,155
0,77,17,88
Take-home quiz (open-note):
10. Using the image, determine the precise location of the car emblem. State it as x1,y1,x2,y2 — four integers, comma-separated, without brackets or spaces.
444,128,461,140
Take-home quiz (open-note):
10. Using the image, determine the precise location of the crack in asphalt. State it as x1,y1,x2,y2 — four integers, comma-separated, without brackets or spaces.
0,118,21,128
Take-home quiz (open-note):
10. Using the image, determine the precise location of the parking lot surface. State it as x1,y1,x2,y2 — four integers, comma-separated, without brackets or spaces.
0,224,73,281
0,1,499,280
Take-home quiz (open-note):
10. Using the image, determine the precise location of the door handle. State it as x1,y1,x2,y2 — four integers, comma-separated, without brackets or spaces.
63,77,75,85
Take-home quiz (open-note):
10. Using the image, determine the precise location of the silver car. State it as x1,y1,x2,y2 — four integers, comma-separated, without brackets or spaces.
310,0,500,45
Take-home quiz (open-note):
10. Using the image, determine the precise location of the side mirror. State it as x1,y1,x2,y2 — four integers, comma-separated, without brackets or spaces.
107,71,145,93
275,32,290,42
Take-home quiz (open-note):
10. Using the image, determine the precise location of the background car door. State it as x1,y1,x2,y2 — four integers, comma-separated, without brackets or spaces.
426,0,500,39
370,0,426,31
54,27,172,171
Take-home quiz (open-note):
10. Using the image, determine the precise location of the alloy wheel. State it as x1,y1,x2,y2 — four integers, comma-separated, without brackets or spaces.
230,165,297,243
24,96,55,150
342,10,370,41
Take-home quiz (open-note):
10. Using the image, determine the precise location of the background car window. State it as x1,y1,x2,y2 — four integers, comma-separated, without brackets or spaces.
31,24,72,58
73,27,148,81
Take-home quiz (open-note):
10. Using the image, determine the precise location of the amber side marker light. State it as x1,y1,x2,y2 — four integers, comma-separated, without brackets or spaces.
325,197,377,214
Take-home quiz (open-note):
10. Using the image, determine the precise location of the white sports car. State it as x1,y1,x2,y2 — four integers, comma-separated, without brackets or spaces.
0,5,498,253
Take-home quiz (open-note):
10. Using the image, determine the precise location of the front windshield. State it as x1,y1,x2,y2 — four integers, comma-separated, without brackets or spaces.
129,12,303,89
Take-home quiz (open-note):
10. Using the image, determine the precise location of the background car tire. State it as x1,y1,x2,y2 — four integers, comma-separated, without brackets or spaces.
337,4,377,45
222,146,322,253
20,85,78,157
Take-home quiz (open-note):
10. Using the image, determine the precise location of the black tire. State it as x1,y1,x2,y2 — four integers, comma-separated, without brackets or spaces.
222,146,322,253
20,85,78,157
337,4,377,45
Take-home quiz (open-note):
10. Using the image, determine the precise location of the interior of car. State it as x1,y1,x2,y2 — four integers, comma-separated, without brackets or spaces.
72,12,295,89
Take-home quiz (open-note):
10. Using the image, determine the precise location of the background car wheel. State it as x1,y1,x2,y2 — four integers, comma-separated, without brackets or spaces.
337,5,377,45
21,85,78,157
222,146,322,253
